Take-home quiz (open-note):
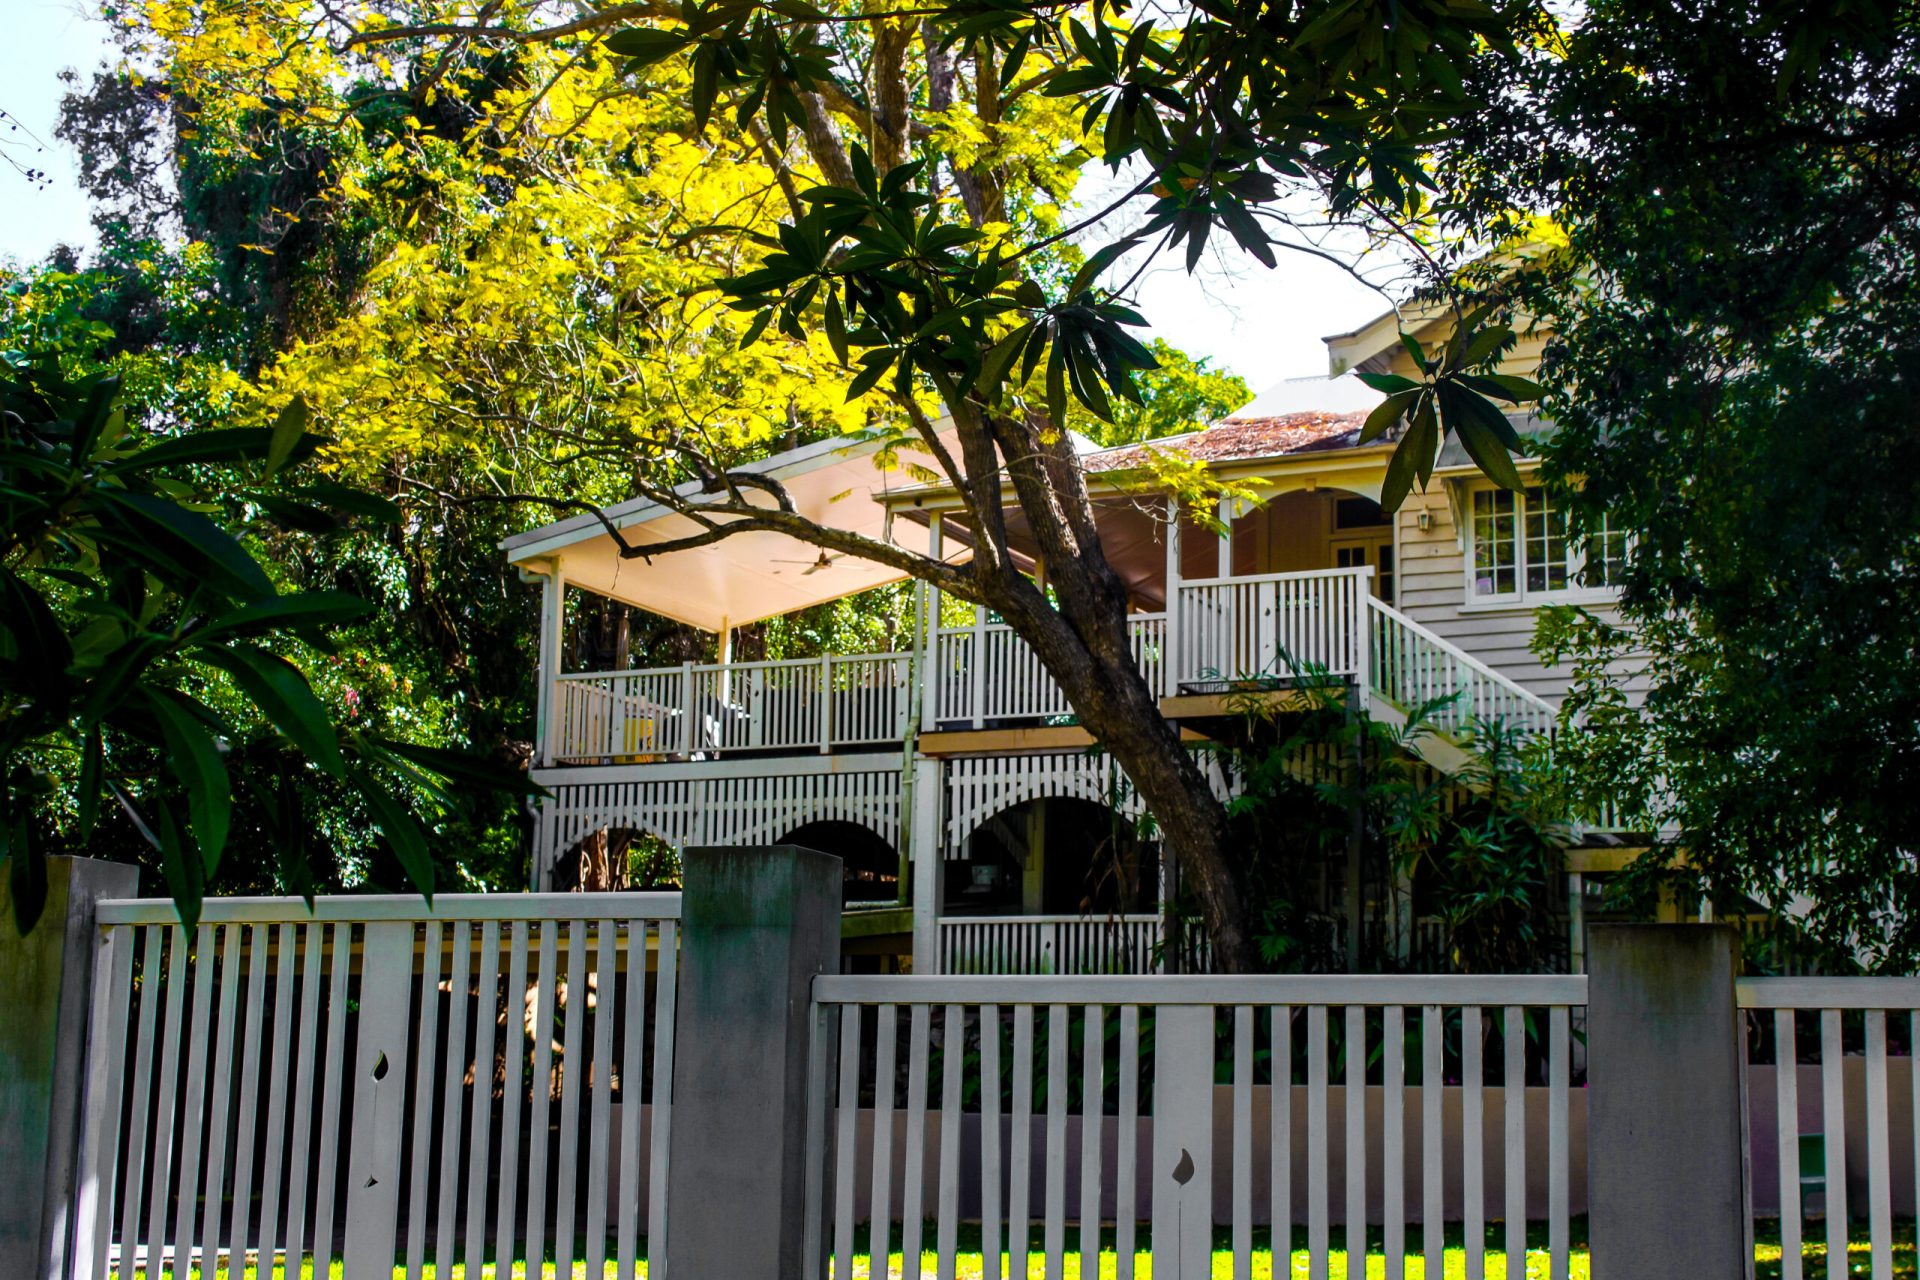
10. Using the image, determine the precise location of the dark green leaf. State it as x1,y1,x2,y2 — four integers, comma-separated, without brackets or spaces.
195,647,345,776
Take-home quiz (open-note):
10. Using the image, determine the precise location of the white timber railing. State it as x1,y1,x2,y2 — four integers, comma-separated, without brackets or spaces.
933,613,1167,728
803,973,1584,1280
1174,566,1373,692
552,652,912,763
938,915,1162,975
1368,596,1558,737
1737,975,1920,1280
548,568,1558,764
71,894,681,1280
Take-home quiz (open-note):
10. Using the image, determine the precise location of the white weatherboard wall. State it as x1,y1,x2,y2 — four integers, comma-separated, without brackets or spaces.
1394,486,1647,707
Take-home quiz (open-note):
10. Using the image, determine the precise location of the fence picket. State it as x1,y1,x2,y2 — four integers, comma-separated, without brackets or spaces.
168,925,214,1275
1422,1005,1443,1280
980,1004,1003,1280
871,1003,898,1271
1010,1005,1035,1277
1345,1004,1366,1271
1044,1004,1069,1276
1308,1004,1329,1280
1384,1004,1405,1278
1117,1005,1140,1280
554,921,589,1272
1821,1008,1849,1268
587,923,619,1280
406,921,444,1279
937,1004,965,1280
311,926,351,1280
902,1002,932,1276
1233,1005,1253,1280
468,920,502,1279
281,922,326,1272
1504,1004,1526,1279
1463,1006,1484,1280
1083,1004,1107,1279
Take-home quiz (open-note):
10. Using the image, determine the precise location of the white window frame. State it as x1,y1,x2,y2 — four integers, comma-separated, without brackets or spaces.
1460,482,1625,610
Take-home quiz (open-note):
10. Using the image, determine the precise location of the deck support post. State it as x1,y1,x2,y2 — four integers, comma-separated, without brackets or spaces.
666,844,842,1278
0,855,136,1280
910,756,944,972
1586,924,1751,1280
921,512,944,730
1164,494,1183,697
534,563,565,767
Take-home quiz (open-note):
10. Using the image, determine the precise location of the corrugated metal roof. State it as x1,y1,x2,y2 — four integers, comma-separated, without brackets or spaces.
1084,410,1374,472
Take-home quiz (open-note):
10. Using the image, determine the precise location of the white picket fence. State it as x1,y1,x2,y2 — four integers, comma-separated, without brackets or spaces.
70,894,680,1280
1740,976,1920,1280
802,973,1584,1280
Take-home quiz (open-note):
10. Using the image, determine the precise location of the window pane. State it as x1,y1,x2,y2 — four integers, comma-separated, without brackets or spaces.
1472,489,1517,597
1585,514,1629,587
1525,486,1570,593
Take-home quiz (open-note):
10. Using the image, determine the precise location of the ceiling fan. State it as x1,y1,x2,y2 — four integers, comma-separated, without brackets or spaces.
773,551,845,575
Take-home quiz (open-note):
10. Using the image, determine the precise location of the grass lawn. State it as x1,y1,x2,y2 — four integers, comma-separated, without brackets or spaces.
122,1217,1916,1278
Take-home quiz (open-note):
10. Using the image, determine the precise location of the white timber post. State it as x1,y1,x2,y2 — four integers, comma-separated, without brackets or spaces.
1216,493,1233,578
679,660,695,756
909,756,945,973
819,654,833,752
969,602,987,730
1569,872,1587,973
715,615,732,708
1164,494,1183,697
921,513,944,730
1355,564,1375,703
537,564,566,768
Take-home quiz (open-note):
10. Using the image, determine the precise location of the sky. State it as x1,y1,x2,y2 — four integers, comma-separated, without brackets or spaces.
0,2,1390,387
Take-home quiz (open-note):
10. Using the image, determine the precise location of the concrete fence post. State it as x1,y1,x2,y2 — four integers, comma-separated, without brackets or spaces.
0,855,137,1279
665,843,842,1277
1587,923,1752,1280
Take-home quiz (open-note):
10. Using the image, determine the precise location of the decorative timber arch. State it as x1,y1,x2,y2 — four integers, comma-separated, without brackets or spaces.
943,751,1234,858
535,757,905,888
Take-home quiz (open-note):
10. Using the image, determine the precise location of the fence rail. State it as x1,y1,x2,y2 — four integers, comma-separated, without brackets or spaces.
804,973,1583,1280
72,896,681,1280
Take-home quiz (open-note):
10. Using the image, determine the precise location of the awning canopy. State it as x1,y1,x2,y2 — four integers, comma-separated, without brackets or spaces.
500,430,959,633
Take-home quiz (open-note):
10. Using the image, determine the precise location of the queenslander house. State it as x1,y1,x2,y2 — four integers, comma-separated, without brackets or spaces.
504,308,1653,975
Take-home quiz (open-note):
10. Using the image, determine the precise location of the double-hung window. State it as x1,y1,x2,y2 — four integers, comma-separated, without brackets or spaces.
1469,485,1626,604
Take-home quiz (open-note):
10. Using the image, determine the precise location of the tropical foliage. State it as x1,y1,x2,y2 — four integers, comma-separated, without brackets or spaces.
0,354,535,929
